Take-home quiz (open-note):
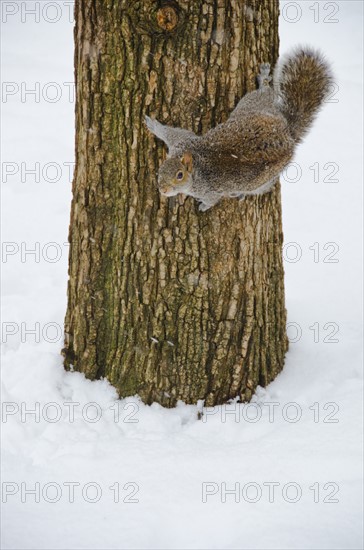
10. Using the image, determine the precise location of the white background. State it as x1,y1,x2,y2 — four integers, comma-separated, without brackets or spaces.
1,1,363,549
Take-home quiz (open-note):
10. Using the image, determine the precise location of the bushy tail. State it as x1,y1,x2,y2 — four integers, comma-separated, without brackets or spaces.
275,47,333,143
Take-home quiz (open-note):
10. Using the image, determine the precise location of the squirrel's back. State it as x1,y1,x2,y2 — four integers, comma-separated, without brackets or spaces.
147,45,334,210
275,47,333,143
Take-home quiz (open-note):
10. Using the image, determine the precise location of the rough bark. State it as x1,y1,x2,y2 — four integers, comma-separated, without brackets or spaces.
63,0,288,407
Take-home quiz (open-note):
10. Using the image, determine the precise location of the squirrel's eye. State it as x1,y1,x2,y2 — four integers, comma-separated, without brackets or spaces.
176,171,184,180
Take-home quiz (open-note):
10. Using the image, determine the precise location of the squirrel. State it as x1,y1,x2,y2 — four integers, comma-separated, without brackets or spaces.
145,47,333,211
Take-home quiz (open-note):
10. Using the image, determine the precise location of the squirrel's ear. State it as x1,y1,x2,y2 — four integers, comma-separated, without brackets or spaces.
181,151,193,173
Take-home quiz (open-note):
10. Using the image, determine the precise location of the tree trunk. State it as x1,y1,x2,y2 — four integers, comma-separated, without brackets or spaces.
63,0,288,407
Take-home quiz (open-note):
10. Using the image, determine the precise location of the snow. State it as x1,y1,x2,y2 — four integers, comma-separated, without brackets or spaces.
1,1,363,548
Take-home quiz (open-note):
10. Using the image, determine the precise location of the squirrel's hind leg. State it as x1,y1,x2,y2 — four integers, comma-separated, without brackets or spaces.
257,63,272,89
228,63,273,121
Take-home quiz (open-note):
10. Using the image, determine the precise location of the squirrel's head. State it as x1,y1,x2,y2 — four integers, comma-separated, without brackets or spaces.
158,152,194,197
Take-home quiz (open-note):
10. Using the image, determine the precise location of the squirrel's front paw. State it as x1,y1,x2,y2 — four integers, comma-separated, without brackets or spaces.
198,202,211,212
145,115,165,139
145,115,155,133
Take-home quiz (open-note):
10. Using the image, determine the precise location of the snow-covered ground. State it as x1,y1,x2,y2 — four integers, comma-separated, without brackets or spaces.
1,1,363,548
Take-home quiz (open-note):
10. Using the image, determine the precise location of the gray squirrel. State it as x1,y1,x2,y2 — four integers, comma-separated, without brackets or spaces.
145,47,333,211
